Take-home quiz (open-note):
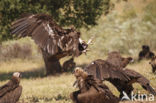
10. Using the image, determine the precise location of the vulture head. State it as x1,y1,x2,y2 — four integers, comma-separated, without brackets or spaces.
142,45,150,52
73,67,88,89
65,27,89,57
13,72,21,78
12,72,21,84
74,67,88,79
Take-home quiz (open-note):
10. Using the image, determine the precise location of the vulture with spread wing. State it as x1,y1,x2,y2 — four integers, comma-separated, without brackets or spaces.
0,72,22,103
70,67,119,103
84,59,156,99
11,14,91,75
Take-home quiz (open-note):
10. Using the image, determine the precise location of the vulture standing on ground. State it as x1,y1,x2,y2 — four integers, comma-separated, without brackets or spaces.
11,13,91,75
70,67,119,103
0,72,22,103
84,59,156,99
138,45,155,61
62,57,76,72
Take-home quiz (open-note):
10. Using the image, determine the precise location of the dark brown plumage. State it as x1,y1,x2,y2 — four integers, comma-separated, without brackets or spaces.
11,13,89,75
138,45,155,61
106,51,133,68
149,56,156,73
84,59,156,99
70,67,119,103
62,58,76,72
0,72,22,103
11,13,88,58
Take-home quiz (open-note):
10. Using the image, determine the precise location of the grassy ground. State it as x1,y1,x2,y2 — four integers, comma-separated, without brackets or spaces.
0,56,156,103
0,0,155,103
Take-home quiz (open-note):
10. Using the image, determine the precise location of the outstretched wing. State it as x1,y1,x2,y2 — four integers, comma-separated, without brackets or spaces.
124,69,156,95
11,14,81,56
84,59,130,81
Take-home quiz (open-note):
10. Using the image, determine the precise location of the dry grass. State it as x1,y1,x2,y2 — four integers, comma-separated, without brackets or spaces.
0,56,156,103
0,1,155,102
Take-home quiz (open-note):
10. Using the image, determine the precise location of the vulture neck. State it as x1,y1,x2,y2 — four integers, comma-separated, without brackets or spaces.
11,76,20,85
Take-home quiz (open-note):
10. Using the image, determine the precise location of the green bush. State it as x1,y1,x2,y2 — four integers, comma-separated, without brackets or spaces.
0,0,111,42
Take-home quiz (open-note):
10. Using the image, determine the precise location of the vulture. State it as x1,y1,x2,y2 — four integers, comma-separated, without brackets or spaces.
11,13,92,75
62,57,76,72
84,59,156,99
106,51,133,68
70,67,119,103
0,72,22,103
138,45,155,61
149,56,156,73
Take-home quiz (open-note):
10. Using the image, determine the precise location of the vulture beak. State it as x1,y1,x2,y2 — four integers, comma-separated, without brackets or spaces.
78,36,94,55
130,59,134,63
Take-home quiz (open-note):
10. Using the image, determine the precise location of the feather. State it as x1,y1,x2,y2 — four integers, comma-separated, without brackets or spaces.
11,13,84,57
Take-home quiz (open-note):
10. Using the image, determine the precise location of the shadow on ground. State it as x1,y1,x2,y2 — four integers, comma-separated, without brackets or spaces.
0,63,88,81
0,67,46,81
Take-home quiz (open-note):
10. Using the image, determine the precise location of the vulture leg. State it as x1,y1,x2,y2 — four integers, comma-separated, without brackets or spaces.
41,49,62,75
70,90,80,103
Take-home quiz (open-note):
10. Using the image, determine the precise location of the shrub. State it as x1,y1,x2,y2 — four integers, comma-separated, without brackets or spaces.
0,38,41,61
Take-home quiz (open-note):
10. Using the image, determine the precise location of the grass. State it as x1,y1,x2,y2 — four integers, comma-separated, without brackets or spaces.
0,57,156,103
0,0,155,102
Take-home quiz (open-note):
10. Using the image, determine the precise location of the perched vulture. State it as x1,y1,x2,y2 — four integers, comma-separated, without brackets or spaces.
62,58,76,72
0,72,22,103
70,67,119,103
138,45,155,61
106,51,133,68
149,56,156,73
84,59,156,99
11,13,91,75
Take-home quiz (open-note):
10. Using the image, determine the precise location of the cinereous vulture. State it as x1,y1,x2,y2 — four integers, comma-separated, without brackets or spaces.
70,67,119,103
84,59,156,99
0,72,22,103
11,14,93,75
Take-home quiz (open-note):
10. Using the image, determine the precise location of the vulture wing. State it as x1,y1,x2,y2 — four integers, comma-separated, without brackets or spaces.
84,75,109,92
84,59,130,81
124,69,156,95
0,80,18,97
11,14,81,56
0,85,22,103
